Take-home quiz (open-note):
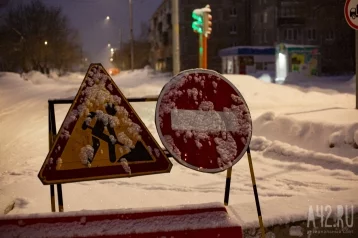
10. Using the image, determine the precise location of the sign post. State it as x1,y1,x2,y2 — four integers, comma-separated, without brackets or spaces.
199,33,203,68
344,0,358,109
48,102,56,212
356,30,358,109
203,32,207,68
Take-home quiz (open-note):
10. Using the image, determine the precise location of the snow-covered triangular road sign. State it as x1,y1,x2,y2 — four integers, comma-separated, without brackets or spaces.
38,64,172,185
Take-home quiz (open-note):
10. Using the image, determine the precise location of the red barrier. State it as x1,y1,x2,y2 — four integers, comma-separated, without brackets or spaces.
0,202,243,238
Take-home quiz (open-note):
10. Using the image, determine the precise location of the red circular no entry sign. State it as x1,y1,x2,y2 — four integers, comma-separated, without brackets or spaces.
155,69,252,173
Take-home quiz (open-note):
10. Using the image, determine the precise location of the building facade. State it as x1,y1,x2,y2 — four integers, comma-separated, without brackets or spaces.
251,0,354,74
149,0,251,73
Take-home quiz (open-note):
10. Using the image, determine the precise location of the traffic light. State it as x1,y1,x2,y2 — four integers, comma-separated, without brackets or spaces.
192,9,203,34
203,11,212,37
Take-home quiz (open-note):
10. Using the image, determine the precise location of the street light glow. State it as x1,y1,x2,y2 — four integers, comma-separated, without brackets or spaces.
107,43,111,48
111,48,114,52
44,41,48,45
110,58,113,62
106,16,110,20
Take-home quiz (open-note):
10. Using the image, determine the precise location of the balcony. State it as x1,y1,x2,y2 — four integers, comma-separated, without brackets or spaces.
277,17,305,26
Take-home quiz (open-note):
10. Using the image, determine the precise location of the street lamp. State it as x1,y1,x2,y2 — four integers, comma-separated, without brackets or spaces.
44,41,48,45
110,57,113,62
104,16,122,54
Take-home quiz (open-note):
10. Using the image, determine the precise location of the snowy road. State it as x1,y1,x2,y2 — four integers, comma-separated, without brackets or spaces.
0,69,357,229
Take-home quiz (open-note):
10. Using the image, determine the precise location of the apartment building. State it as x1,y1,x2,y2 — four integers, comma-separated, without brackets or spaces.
251,0,354,74
149,0,251,73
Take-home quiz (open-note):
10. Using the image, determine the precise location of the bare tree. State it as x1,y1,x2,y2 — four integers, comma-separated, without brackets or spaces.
0,0,83,74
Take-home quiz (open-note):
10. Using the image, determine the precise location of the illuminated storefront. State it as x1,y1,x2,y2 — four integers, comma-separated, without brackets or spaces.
219,46,275,75
275,43,320,83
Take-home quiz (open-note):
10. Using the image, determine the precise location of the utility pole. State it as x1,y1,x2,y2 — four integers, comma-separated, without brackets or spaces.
129,0,134,71
356,30,358,109
172,0,180,75
119,28,125,70
119,28,122,51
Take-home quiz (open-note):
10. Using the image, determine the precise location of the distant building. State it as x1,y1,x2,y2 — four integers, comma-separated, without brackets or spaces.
251,0,354,74
150,0,353,75
149,0,252,73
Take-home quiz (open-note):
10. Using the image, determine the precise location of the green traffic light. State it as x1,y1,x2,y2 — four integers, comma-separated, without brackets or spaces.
192,12,203,23
192,12,203,33
192,22,203,33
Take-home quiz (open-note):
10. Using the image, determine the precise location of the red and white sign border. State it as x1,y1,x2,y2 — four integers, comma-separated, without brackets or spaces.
345,0,358,30
155,68,253,173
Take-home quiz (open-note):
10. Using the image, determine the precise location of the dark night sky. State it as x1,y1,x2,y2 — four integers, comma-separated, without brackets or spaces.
2,0,162,64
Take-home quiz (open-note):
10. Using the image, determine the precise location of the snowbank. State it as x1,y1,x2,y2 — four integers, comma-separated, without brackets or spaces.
22,71,84,85
253,112,358,159
230,189,358,228
251,136,358,175
284,72,355,94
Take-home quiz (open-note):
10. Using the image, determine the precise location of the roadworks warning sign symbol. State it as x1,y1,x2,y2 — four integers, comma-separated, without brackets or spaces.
38,63,172,185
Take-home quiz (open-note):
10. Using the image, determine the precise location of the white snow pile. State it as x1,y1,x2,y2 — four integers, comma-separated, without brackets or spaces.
22,71,84,85
253,112,358,159
1,67,170,101
250,136,358,175
348,75,356,89
283,72,355,94
111,67,171,98
247,71,275,83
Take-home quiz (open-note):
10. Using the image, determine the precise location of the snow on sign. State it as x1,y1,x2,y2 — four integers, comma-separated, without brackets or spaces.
38,64,172,185
155,69,252,173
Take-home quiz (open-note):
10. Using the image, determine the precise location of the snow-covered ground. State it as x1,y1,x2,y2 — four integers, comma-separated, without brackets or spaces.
0,68,357,229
